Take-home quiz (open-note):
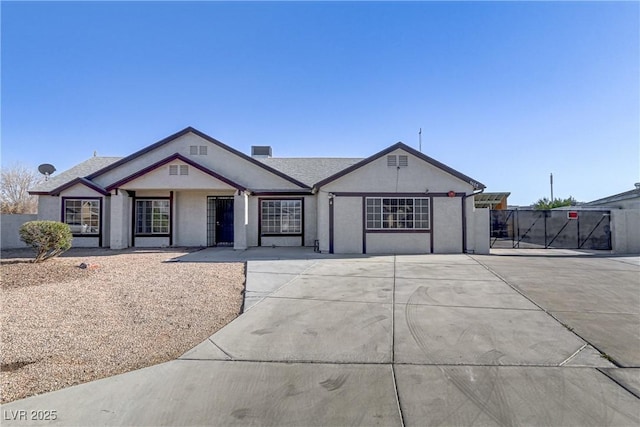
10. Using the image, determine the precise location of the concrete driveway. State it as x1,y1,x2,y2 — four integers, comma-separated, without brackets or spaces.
2,248,638,426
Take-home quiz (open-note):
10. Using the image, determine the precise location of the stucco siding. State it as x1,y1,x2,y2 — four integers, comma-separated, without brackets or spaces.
110,190,131,249
303,195,317,246
174,191,208,247
119,161,238,191
317,194,330,252
611,209,640,254
433,197,463,253
472,207,490,254
58,183,105,198
247,197,259,247
261,236,303,247
333,197,362,253
92,133,302,191
135,236,170,247
366,233,430,254
1,214,37,249
71,237,100,248
37,196,60,221
322,149,474,194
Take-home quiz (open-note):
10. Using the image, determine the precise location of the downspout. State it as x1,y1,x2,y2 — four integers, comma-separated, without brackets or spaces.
463,188,485,253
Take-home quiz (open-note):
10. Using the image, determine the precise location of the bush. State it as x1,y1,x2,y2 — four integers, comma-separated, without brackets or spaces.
19,221,73,263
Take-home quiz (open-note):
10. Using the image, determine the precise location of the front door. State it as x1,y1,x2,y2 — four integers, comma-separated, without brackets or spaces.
207,197,234,246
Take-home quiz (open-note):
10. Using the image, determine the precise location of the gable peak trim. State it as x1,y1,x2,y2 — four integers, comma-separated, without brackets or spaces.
86,127,310,189
313,141,485,190
105,153,246,192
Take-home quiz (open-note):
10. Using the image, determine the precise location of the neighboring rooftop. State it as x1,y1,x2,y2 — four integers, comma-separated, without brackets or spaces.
583,185,640,208
30,157,123,193
474,192,510,209
258,157,364,187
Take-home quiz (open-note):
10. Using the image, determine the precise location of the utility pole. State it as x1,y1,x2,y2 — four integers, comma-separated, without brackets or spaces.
550,173,554,201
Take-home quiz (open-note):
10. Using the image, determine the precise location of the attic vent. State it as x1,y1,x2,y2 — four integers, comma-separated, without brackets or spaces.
169,165,189,175
387,155,408,167
252,146,272,158
190,145,208,155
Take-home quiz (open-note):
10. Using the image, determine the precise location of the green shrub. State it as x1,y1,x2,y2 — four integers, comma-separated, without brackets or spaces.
19,221,73,263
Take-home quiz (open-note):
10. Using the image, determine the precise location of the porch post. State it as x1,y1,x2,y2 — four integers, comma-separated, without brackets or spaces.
233,190,248,250
110,189,129,249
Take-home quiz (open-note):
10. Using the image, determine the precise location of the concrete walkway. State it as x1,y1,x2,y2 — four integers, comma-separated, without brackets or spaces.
2,248,639,426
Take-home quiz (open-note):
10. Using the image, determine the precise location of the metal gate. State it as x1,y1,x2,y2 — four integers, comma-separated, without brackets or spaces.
490,209,611,250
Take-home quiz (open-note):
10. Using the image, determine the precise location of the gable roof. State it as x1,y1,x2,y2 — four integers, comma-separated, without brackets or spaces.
105,153,246,191
49,177,110,196
584,186,640,206
86,127,310,189
313,142,485,190
29,156,123,195
258,157,364,187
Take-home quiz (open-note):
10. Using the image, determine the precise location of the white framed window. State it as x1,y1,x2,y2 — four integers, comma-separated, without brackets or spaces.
366,197,430,230
64,199,100,234
261,199,302,234
136,199,170,235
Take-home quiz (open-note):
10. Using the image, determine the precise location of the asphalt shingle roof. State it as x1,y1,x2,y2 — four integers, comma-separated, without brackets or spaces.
258,157,364,187
30,157,123,193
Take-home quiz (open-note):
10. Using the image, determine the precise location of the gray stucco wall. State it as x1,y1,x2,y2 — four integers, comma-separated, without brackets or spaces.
611,209,640,254
1,214,38,249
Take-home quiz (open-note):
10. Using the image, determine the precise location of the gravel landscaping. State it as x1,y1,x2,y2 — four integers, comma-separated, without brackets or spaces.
0,247,245,404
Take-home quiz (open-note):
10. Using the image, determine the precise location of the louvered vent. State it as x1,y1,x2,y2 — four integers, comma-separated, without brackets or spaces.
387,155,397,167
398,155,408,167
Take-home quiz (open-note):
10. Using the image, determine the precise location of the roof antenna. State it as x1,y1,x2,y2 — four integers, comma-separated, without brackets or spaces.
418,128,422,152
38,163,56,181
94,150,97,157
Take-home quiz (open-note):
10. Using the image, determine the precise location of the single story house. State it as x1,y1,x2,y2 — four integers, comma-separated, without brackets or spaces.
30,127,490,254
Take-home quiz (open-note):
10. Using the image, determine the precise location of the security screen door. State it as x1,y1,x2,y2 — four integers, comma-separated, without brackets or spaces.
207,197,234,246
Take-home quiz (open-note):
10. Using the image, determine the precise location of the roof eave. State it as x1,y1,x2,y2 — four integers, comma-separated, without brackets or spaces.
313,142,485,190
105,153,247,192
87,127,310,190
45,177,110,197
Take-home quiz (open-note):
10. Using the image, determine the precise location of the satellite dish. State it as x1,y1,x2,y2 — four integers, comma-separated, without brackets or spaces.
38,163,56,181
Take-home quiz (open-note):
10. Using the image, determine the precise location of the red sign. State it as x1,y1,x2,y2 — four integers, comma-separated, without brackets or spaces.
567,211,579,220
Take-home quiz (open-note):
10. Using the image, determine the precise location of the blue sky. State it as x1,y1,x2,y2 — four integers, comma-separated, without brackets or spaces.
2,1,638,206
